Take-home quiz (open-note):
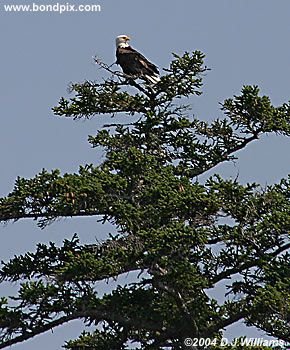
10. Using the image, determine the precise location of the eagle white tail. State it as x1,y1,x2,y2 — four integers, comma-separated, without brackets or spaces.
144,74,160,85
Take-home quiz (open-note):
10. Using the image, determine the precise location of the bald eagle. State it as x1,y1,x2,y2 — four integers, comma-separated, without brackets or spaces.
115,35,160,85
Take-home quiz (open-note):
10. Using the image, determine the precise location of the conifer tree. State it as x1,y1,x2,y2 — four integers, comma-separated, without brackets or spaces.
0,51,289,349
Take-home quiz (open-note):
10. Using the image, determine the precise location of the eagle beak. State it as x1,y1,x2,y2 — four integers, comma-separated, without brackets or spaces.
126,36,131,41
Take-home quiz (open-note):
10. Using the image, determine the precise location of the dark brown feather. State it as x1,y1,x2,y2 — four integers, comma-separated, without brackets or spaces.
116,46,159,78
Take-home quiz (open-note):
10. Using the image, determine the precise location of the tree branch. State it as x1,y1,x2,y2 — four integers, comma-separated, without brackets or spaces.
211,242,290,285
93,57,155,98
0,314,76,349
196,130,260,177
202,306,248,338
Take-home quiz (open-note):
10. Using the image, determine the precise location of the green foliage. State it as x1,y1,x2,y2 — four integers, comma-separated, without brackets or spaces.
0,51,290,349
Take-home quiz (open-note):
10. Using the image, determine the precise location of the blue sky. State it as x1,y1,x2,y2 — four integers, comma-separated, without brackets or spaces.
1,0,290,348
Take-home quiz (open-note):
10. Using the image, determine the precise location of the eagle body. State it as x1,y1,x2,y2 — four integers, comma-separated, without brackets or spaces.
115,35,160,84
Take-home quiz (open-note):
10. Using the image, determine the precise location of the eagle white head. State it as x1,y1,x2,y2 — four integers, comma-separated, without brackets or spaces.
116,34,130,48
